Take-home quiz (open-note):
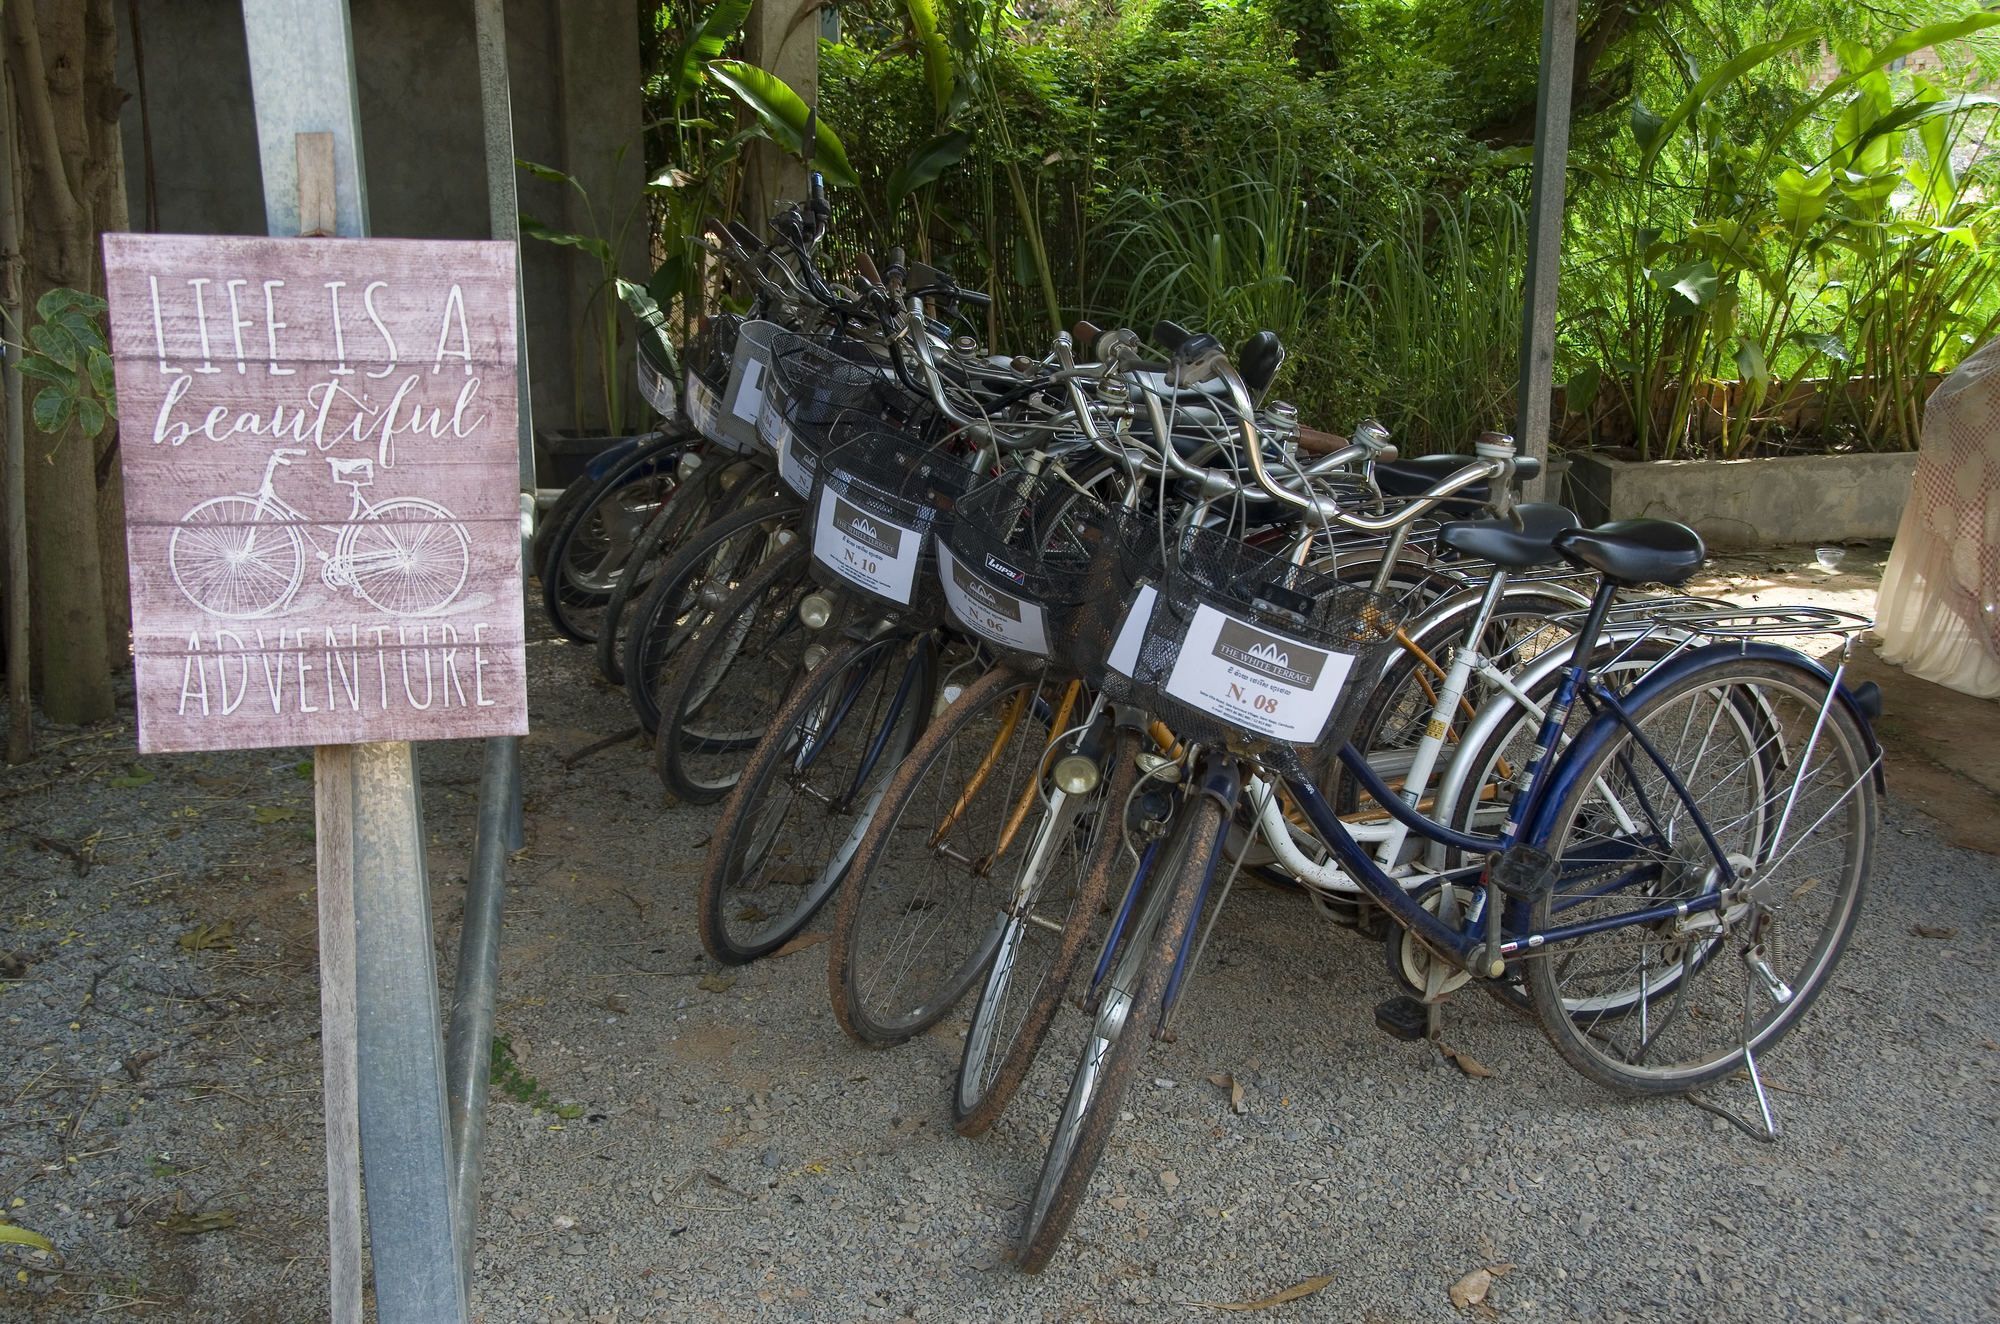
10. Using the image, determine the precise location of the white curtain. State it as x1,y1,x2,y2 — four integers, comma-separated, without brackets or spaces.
1876,336,2000,698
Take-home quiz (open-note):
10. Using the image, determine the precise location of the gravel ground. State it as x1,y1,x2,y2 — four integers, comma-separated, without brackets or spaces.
2,544,1997,1322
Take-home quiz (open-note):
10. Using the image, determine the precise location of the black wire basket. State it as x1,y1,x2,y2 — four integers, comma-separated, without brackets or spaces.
762,332,939,498
806,429,976,624
938,470,1135,675
1094,523,1406,751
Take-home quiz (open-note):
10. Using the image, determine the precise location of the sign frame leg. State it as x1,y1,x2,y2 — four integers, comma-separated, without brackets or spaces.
314,745,364,1324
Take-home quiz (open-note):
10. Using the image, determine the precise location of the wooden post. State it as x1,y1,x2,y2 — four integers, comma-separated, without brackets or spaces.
314,744,364,1324
0,59,30,765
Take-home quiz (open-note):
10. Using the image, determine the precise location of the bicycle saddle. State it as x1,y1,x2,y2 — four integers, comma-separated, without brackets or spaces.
1554,518,1706,586
1375,452,1546,507
1238,330,1285,399
327,456,374,481
1437,502,1580,568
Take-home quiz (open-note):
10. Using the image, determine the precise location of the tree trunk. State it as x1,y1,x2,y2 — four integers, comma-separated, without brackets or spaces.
4,0,118,725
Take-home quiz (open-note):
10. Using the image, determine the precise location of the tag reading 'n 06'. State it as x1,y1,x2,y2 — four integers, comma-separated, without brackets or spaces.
938,546,1049,656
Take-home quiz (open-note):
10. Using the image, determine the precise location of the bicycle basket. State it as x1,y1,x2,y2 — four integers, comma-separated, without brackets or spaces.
683,314,741,446
808,430,975,622
1097,524,1405,751
636,323,679,419
939,469,1127,673
763,332,937,498
704,319,785,454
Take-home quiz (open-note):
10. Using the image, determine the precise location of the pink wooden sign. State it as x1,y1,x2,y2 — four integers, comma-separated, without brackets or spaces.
101,233,529,754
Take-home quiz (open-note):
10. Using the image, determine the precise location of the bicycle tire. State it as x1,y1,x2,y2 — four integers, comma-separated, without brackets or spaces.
1524,655,1875,1095
826,668,1105,1047
621,496,804,733
954,724,1142,1136
539,433,686,643
696,632,934,964
1017,791,1226,1273
593,459,735,685
653,537,813,804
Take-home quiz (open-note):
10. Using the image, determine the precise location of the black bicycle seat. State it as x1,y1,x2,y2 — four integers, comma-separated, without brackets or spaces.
1376,452,1545,508
1238,330,1285,397
1555,519,1707,586
1437,502,1580,568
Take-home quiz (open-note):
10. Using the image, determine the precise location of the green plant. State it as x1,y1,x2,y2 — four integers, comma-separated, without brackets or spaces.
489,1033,584,1119
519,151,653,437
12,288,117,439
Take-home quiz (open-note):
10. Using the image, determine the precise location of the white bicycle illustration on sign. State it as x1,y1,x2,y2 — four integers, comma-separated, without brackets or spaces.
169,447,472,619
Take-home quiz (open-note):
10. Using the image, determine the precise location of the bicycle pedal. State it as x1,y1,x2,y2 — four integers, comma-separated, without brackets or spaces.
1488,844,1555,900
1372,996,1430,1043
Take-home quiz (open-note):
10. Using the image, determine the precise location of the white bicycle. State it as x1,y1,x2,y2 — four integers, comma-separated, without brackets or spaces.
169,447,472,619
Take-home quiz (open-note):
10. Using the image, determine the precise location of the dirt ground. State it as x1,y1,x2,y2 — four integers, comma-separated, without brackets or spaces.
2,542,1997,1322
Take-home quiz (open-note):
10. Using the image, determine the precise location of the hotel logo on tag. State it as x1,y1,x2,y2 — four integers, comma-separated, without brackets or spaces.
833,497,902,558
1212,619,1326,688
950,557,1023,621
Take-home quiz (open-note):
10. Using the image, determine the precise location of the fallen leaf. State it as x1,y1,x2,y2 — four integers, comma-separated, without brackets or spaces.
772,932,829,958
252,805,297,824
1439,1044,1494,1079
735,903,772,923
697,974,736,994
1158,1170,1180,1195
1449,1267,1493,1310
1911,924,1958,940
1229,1076,1247,1115
177,921,237,952
107,766,156,788
1195,1273,1336,1312
0,1224,54,1254
157,1209,237,1236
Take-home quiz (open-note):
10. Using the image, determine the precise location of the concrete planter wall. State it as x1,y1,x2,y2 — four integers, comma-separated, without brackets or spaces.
1563,450,1917,551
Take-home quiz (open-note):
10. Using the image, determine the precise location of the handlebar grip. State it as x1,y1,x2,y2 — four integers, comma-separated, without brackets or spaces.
810,170,828,218
946,286,992,308
1151,319,1193,354
1513,455,1542,483
885,246,907,284
1295,426,1347,457
854,252,882,286
1070,320,1102,354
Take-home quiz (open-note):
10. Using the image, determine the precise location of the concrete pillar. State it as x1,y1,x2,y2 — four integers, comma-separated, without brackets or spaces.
738,0,818,236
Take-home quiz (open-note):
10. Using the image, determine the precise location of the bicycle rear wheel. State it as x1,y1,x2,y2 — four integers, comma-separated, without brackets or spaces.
653,538,812,803
696,632,934,964
1525,656,1875,1095
1017,791,1227,1273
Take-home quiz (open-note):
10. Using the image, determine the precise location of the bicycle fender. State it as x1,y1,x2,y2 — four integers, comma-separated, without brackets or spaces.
1521,641,1885,845
1193,753,1241,813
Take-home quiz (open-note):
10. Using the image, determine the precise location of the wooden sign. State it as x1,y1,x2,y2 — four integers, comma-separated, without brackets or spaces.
101,234,529,754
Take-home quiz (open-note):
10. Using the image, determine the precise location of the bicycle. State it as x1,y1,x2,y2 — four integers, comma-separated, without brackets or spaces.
169,446,471,619
1009,325,1882,1270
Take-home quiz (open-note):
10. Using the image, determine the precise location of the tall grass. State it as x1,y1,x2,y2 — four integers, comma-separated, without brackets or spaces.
1315,189,1527,453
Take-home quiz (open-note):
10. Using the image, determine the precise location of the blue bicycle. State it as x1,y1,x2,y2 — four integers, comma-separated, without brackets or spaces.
1014,329,1882,1270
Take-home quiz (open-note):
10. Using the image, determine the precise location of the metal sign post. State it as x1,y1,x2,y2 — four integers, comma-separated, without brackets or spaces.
1514,0,1580,501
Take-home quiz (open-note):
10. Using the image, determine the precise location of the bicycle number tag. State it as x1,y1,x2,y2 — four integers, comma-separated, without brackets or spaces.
757,396,814,497
938,546,1048,656
1164,604,1353,742
729,357,767,425
1105,583,1158,677
685,371,722,441
638,351,677,417
814,487,920,605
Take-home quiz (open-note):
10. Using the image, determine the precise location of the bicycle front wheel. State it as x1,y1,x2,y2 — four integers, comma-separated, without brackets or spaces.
696,632,933,964
1526,655,1876,1095
653,538,812,803
1017,791,1227,1273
